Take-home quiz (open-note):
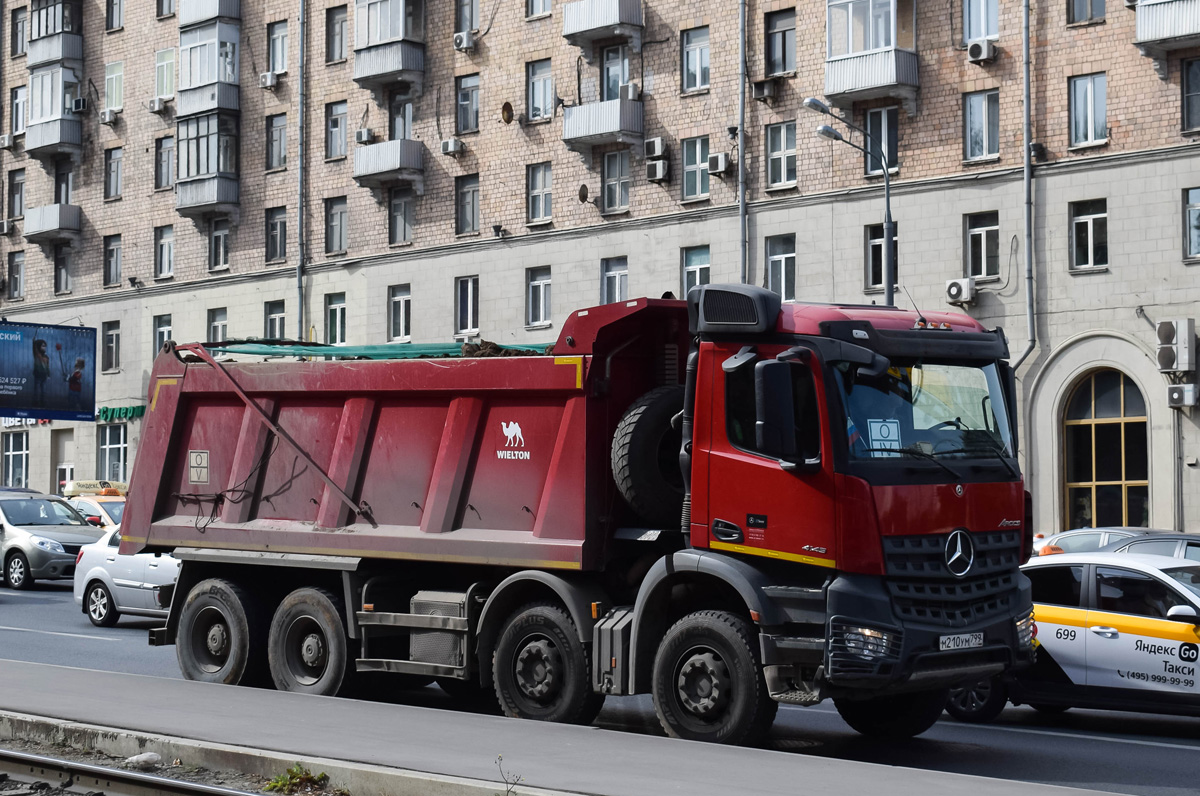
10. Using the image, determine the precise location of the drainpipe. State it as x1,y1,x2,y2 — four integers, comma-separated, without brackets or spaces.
737,0,747,284
1013,0,1035,371
295,0,307,341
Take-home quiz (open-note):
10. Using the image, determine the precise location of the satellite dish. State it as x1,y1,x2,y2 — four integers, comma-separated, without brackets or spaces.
500,101,514,125
578,184,589,204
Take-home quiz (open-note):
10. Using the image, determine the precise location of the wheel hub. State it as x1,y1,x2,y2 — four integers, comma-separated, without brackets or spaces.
300,632,325,668
8,559,23,584
677,651,730,716
206,622,229,657
515,639,561,700
90,590,107,617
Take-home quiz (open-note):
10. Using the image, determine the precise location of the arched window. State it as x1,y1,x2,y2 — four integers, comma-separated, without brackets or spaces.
1064,370,1148,529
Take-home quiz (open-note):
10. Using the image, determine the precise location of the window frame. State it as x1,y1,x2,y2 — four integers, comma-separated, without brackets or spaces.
765,9,795,75
865,223,899,289
681,27,710,92
682,245,711,295
1069,72,1107,148
966,211,1000,278
209,218,229,270
106,0,122,30
1186,188,1200,261
11,8,27,57
527,162,552,223
267,113,288,169
1070,199,1108,270
963,0,998,41
325,292,347,345
864,106,898,175
455,174,480,235
155,48,175,99
154,225,175,278
177,112,239,179
103,234,122,287
101,320,120,372
766,121,797,187
2,431,29,488
325,196,349,254
104,61,123,110
326,100,347,158
103,147,122,199
601,45,629,101
264,300,286,338
526,266,552,327
11,86,26,135
388,284,411,341
327,5,348,61
1068,0,1104,25
601,257,628,304
207,307,228,343
268,20,288,73
603,150,631,212
389,189,413,244
97,423,127,481
266,206,287,261
7,252,23,300
766,234,796,301
1186,59,1200,133
53,244,69,293
456,74,479,134
682,136,710,200
7,170,23,219
155,135,175,189
153,314,172,350
526,59,552,121
455,275,480,335
527,0,550,17
964,88,1000,161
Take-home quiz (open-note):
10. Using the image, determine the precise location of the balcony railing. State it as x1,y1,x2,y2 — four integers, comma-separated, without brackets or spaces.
25,118,82,158
824,48,919,113
352,40,425,97
562,0,643,59
1136,0,1200,78
562,98,643,154
27,32,83,68
176,175,239,216
23,203,81,242
353,139,425,193
178,0,240,26
178,82,240,117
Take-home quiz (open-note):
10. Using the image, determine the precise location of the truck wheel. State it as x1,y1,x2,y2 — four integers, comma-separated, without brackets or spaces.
945,677,1007,723
834,689,949,738
267,587,352,696
86,581,120,627
611,386,685,529
651,610,777,745
493,602,605,725
5,552,32,590
176,578,267,686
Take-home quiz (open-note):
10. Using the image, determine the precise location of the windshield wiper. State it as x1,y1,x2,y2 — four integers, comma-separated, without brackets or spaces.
932,444,1019,479
857,446,963,479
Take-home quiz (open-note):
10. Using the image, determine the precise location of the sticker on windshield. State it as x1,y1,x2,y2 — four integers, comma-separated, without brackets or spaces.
867,419,901,457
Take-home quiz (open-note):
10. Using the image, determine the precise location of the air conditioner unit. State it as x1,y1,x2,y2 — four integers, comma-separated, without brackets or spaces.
707,152,729,175
441,137,464,155
1157,318,1196,372
71,97,89,114
1168,383,1198,408
453,30,474,51
99,108,119,125
355,128,374,144
0,220,11,236
644,137,667,160
619,82,640,101
946,277,976,305
148,97,168,114
967,39,997,64
0,134,12,150
259,71,278,89
646,159,668,182
751,78,777,101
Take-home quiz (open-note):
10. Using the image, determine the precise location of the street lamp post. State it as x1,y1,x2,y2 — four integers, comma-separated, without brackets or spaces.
805,98,895,308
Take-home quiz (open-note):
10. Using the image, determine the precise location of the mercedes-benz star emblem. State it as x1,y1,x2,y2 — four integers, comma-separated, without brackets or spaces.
944,529,975,578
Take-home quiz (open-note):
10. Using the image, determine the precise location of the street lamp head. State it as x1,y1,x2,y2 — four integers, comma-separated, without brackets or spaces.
816,124,844,143
802,97,832,116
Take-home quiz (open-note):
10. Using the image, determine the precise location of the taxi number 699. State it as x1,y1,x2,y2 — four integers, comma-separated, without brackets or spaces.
1055,628,1077,641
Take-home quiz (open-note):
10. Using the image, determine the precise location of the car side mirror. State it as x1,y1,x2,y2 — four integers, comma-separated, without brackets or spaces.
86,516,102,527
1167,604,1198,621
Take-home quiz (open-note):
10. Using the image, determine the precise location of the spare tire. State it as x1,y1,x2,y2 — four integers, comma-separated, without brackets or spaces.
612,386,685,528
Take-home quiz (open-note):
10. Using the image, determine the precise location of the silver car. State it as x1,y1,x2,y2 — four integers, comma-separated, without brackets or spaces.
0,488,104,590
73,528,179,626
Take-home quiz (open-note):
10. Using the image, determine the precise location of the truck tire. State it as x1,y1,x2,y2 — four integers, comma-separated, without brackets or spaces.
5,552,32,590
267,587,352,696
176,578,267,686
651,610,778,745
493,602,605,725
945,677,1007,723
611,386,685,529
833,689,949,738
86,581,120,627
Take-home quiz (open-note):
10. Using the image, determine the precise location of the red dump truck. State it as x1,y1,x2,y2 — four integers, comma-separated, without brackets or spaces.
123,284,1033,744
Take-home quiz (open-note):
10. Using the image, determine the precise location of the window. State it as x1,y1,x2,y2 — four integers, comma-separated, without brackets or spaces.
1065,370,1148,528
28,67,77,125
388,285,411,341
156,49,175,98
179,21,239,88
682,137,710,200
765,10,795,75
767,235,796,300
104,62,122,110
457,74,479,133
1188,188,1200,260
8,170,22,218
1069,0,1103,24
603,150,630,211
966,212,1000,278
528,162,552,222
456,174,479,234
682,246,710,293
155,136,175,188
327,6,347,61
1024,566,1084,607
207,308,228,343
1070,199,1107,269
353,0,422,48
54,160,72,204
866,224,899,288
527,0,550,16
267,113,287,169
101,321,120,371
268,20,288,72
3,432,28,488
390,94,413,139
724,352,821,459
964,0,997,40
389,190,413,244
103,235,121,286
865,107,898,174
325,197,348,253
455,275,479,335
7,252,23,300
1186,60,1200,132
155,225,174,277
154,314,172,349
828,0,914,56
53,244,70,293
103,148,122,199
964,89,999,160
527,267,552,326
602,46,629,101
602,257,628,304
97,423,127,481
209,219,229,270
158,0,175,16
11,86,25,134
266,207,287,260
767,122,797,187
1096,568,1183,619
326,293,347,345
265,301,286,338
527,60,552,120
457,0,478,32
106,0,122,29
178,113,238,178
326,100,347,157
11,8,26,57
30,0,82,41
682,27,709,91
1123,540,1181,557
1069,73,1107,147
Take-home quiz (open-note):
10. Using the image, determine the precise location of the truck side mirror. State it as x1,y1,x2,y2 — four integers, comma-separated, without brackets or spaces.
755,360,797,460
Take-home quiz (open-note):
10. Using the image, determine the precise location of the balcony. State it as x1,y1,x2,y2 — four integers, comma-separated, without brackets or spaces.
23,204,81,243
178,0,240,26
353,139,425,193
178,82,240,117
176,175,239,217
824,48,919,114
352,40,425,99
562,0,643,61
1135,0,1200,79
562,98,643,154
25,118,82,159
27,32,83,68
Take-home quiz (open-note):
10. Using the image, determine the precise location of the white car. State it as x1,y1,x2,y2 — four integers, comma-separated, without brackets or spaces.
73,528,179,627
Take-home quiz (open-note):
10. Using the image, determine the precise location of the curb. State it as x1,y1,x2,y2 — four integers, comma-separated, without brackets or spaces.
0,711,568,796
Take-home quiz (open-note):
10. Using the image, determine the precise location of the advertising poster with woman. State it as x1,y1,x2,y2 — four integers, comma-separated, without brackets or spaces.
0,322,96,420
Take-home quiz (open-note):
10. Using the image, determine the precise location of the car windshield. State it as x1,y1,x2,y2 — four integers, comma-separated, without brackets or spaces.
103,502,125,524
836,360,1014,461
1163,566,1200,600
1,498,88,526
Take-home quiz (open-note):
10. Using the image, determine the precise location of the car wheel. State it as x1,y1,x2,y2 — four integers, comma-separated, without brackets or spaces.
5,552,32,590
86,581,120,627
945,677,1007,723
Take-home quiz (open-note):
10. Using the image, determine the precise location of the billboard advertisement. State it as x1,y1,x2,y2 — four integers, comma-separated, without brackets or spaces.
0,322,96,421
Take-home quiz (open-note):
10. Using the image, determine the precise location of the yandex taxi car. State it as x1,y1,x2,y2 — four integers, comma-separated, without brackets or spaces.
63,481,127,532
947,552,1200,722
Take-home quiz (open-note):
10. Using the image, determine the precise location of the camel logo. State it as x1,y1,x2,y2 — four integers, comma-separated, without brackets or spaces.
497,421,530,460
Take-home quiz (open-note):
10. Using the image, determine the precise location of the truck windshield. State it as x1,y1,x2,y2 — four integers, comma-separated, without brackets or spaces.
836,360,1013,462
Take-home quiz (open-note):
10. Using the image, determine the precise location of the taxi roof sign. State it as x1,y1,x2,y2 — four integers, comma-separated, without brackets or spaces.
63,480,127,497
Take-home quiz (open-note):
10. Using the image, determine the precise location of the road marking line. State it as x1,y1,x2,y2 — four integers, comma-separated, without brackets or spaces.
947,720,1200,751
0,625,120,642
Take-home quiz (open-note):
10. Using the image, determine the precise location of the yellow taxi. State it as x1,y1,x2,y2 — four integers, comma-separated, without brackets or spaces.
62,481,127,532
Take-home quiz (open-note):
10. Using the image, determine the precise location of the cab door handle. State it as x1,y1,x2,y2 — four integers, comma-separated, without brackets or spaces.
1090,626,1119,639
105,556,116,562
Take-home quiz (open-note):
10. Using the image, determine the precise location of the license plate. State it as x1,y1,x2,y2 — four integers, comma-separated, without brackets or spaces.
939,632,984,651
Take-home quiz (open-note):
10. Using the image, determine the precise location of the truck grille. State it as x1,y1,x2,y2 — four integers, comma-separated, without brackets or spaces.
882,531,1021,629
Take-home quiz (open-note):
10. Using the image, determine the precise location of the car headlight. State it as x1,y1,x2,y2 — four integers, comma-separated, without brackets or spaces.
31,536,65,554
842,627,894,660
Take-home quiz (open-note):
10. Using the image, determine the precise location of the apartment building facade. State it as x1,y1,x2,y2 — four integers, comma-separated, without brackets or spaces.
0,0,1196,534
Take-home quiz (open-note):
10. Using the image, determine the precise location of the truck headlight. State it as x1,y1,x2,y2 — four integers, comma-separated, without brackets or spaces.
1015,611,1035,649
31,536,65,554
843,627,893,660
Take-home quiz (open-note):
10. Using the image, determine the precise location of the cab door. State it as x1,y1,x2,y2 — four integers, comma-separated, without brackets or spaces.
1022,564,1089,688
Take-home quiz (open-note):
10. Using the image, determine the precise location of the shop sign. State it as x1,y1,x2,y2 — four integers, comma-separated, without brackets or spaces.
96,405,146,423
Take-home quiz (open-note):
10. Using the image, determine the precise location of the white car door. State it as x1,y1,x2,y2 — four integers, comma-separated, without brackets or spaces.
141,551,179,609
102,530,146,610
